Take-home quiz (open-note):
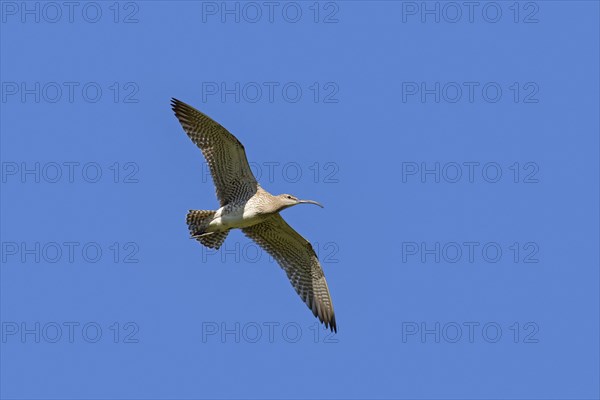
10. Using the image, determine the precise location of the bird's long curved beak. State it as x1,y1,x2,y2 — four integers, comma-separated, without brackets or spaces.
298,199,324,208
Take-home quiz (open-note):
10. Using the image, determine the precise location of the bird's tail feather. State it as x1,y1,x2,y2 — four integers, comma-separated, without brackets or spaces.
186,210,229,249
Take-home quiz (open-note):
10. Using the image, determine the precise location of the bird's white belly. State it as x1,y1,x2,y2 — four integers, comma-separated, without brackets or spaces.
208,205,266,231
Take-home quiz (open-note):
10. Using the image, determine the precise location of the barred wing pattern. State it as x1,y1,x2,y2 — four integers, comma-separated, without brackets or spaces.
171,98,258,205
243,214,337,332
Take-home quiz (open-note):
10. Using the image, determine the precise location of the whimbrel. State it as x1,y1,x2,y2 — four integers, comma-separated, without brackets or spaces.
171,98,337,332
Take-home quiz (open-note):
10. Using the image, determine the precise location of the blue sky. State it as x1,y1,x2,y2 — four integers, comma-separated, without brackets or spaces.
1,1,599,399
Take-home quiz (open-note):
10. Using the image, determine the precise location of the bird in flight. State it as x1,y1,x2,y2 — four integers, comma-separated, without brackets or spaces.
171,98,337,332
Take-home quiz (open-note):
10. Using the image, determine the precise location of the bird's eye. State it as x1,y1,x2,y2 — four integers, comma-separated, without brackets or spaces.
287,195,292,199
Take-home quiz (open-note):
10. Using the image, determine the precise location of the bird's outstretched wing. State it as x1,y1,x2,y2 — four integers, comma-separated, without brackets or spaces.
171,98,258,205
242,214,337,332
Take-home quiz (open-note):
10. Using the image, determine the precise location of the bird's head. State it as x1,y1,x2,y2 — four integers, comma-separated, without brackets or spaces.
276,194,324,212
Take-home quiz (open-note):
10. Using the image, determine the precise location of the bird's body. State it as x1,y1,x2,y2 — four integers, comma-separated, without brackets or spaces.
205,187,274,231
171,98,337,332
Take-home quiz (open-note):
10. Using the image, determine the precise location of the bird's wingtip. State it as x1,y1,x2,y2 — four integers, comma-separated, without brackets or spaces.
170,98,177,111
329,315,337,333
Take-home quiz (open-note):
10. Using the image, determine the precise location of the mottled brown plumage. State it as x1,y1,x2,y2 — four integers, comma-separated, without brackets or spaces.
171,98,337,332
